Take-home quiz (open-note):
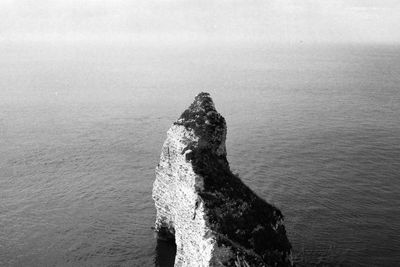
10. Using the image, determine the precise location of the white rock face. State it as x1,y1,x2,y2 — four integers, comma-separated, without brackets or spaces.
152,93,292,267
153,125,218,266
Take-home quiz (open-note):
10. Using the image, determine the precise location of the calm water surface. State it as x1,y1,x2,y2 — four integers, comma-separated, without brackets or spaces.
1,44,399,266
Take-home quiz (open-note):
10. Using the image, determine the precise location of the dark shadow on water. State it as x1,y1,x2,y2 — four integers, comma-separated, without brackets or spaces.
155,238,176,267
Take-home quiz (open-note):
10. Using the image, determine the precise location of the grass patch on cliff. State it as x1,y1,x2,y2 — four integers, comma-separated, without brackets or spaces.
190,147,292,266
174,92,226,151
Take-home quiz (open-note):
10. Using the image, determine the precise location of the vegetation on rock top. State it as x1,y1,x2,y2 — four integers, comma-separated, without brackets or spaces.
175,92,226,154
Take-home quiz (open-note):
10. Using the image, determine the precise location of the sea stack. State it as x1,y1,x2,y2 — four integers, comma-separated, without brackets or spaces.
152,93,292,266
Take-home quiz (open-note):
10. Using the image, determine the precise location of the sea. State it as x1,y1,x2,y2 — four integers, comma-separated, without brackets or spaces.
0,42,399,266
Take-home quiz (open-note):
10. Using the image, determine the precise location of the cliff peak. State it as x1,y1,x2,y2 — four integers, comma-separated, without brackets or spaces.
185,92,215,114
175,92,226,156
153,93,292,267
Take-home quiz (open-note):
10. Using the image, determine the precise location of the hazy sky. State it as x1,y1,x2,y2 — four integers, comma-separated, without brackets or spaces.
1,0,400,44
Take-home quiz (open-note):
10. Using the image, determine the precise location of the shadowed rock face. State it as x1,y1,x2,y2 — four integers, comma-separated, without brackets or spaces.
153,92,292,267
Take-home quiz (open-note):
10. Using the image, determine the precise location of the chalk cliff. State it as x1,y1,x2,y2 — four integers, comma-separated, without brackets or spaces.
153,93,292,266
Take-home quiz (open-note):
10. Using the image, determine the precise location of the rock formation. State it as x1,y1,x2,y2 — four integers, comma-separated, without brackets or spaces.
152,92,292,267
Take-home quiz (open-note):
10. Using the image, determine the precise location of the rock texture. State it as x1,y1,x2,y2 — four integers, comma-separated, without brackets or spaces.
153,93,292,267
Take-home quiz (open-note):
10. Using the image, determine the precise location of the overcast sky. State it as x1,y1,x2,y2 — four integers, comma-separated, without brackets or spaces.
1,0,399,44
